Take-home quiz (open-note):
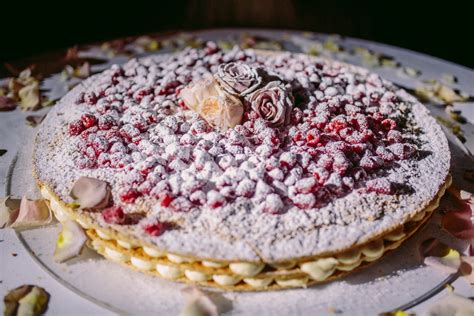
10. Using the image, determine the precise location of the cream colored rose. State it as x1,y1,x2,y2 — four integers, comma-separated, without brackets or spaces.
180,78,244,131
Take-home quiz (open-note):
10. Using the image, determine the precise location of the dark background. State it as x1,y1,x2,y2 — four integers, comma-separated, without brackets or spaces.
1,0,473,68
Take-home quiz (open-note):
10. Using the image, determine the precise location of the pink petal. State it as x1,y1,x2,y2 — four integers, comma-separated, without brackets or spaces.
426,294,474,315
0,196,21,228
0,96,17,111
180,286,218,316
442,202,474,240
460,256,474,286
70,177,111,209
54,220,88,263
10,197,51,228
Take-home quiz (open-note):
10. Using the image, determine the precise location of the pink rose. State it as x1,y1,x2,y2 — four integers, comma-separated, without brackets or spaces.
215,62,262,96
249,81,294,127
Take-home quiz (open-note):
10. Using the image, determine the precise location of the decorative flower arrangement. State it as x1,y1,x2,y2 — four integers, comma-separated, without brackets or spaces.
180,62,294,131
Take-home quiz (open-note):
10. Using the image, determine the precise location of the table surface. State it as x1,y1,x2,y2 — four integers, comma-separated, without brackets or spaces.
0,29,473,315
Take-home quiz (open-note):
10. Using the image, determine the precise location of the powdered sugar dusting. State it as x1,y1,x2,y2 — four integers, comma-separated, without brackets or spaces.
34,47,450,261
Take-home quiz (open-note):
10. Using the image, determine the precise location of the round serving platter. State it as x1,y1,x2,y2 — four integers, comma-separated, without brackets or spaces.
1,29,473,315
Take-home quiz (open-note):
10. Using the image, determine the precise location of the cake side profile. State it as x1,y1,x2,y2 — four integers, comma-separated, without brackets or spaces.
34,46,451,290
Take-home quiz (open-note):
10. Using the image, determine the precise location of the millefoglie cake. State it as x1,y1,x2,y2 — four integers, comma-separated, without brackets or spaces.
34,43,451,291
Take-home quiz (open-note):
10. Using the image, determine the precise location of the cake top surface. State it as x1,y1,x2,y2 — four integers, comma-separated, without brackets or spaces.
34,44,450,262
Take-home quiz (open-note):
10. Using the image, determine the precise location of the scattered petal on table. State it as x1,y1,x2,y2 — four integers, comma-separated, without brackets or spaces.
18,81,41,111
53,220,88,263
425,293,474,316
0,196,21,228
0,149,7,157
10,197,51,228
26,114,46,127
3,285,50,316
441,201,474,240
419,238,461,274
0,96,17,111
460,256,474,286
180,286,219,316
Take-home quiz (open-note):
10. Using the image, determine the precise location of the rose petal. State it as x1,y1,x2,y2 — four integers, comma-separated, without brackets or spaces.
18,82,41,111
0,96,17,111
426,294,474,315
442,202,474,240
10,197,51,228
53,220,88,263
4,285,49,316
460,256,474,286
70,176,111,209
0,196,21,228
180,287,218,316
26,114,46,127
419,238,461,274
74,62,91,79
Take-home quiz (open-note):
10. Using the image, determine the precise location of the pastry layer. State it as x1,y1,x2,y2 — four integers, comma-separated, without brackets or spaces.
39,175,450,290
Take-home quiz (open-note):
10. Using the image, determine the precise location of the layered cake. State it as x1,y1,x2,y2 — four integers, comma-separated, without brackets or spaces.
34,44,451,290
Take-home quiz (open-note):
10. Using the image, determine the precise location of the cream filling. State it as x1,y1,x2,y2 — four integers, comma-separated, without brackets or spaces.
269,261,296,270
202,261,227,268
243,277,273,287
104,246,129,263
76,218,92,229
411,210,426,222
361,239,385,261
229,262,265,277
96,229,112,240
384,226,405,241
184,270,211,282
117,239,134,249
213,274,242,286
300,257,338,281
143,246,165,258
336,248,361,265
275,277,309,287
131,256,154,271
336,258,363,271
156,264,183,279
49,198,69,222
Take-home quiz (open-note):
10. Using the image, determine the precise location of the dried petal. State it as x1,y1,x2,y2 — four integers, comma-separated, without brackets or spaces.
0,196,21,228
425,294,474,315
18,81,41,111
180,287,218,316
215,62,262,96
419,238,461,274
54,220,87,263
4,285,49,316
442,202,474,240
0,149,6,157
250,81,294,127
10,197,51,228
26,114,46,127
0,96,17,111
70,176,111,209
74,62,91,79
460,256,473,286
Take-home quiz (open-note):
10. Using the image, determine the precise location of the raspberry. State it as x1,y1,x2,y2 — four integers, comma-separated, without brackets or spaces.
81,113,97,128
207,190,225,209
91,136,109,154
290,107,303,124
293,193,316,209
381,119,397,131
102,206,126,225
236,179,256,197
68,120,85,136
312,167,329,185
375,146,395,161
263,194,284,214
189,190,206,205
292,131,305,142
306,129,321,147
158,191,174,207
170,196,193,212
98,115,115,130
387,130,402,143
295,177,317,194
366,178,393,194
84,92,98,105
120,189,141,203
144,220,172,237
360,154,384,170
97,153,111,167
388,143,416,160
279,152,297,168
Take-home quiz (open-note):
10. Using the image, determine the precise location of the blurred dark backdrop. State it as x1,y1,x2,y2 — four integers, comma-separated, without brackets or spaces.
1,0,473,68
